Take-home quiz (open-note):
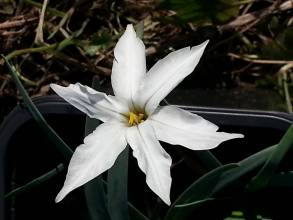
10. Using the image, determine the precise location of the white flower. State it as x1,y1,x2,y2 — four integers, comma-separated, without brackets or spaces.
51,24,243,205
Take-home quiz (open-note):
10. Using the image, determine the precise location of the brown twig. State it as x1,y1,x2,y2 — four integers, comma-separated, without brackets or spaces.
228,53,293,65
34,0,49,45
278,63,293,113
219,1,292,32
0,17,38,30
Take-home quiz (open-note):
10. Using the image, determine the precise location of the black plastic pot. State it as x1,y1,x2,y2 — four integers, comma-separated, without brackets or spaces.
1,96,293,220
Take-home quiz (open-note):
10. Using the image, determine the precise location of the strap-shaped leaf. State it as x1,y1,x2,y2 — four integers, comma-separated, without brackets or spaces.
164,145,276,220
248,124,293,191
3,55,73,161
5,164,64,198
83,77,111,220
107,146,130,220
212,145,276,194
195,150,222,169
164,163,238,220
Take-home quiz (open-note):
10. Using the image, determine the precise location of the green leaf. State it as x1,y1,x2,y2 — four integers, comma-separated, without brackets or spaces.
212,145,276,194
164,145,276,220
107,147,130,220
261,27,293,60
5,164,64,199
174,197,215,208
248,124,293,191
128,203,150,220
83,45,101,56
164,163,239,220
2,55,73,161
134,21,144,39
195,150,222,169
84,177,111,220
160,0,240,24
83,76,111,220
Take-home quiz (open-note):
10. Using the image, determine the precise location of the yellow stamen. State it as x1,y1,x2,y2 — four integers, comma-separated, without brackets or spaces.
128,112,146,126
129,112,136,126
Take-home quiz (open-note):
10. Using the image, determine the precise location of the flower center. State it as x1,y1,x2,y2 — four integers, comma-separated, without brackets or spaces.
128,112,146,126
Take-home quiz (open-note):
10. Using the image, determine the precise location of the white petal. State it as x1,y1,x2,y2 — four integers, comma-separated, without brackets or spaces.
126,121,172,205
111,24,146,103
150,106,244,150
136,41,208,114
50,83,129,122
55,122,127,202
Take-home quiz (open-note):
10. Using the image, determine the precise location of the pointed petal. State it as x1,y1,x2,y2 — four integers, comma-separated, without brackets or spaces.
55,122,127,202
126,122,172,205
50,83,129,122
136,41,208,114
111,24,146,103
150,106,244,150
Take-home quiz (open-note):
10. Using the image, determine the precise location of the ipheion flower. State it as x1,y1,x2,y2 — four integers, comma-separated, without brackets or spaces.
51,24,243,205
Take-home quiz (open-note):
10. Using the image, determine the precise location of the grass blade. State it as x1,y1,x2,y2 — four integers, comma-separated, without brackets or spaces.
128,203,150,220
164,163,239,220
164,145,276,220
5,164,64,198
195,150,222,169
248,124,293,191
2,56,73,161
83,76,111,220
107,146,130,220
212,145,276,194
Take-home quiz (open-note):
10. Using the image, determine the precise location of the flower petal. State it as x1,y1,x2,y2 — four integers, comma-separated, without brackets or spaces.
136,41,208,114
55,122,127,202
150,106,244,150
111,24,146,103
126,121,172,205
50,83,129,122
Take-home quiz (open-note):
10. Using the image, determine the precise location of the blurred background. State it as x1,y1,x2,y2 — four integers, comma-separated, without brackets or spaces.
0,0,292,123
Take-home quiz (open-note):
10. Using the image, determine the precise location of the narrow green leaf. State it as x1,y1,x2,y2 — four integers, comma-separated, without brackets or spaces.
248,124,293,190
107,147,130,220
84,176,111,220
134,21,144,39
212,145,276,194
23,0,65,17
128,203,150,220
2,55,73,161
164,145,276,220
164,163,239,220
174,198,215,208
5,164,64,198
83,76,111,220
195,150,222,169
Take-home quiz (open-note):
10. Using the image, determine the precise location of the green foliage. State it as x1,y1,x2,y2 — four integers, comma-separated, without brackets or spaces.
107,147,130,220
261,16,293,60
164,164,239,220
82,32,113,56
3,56,73,161
160,0,240,24
248,124,293,191
261,28,293,60
83,78,111,220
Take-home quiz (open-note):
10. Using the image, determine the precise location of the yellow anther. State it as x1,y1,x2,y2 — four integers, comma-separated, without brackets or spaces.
128,112,146,126
128,112,136,126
